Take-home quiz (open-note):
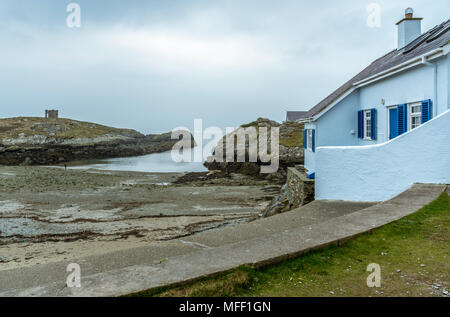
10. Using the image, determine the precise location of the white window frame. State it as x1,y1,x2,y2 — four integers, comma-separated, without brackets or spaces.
364,110,372,140
408,102,422,131
307,129,313,152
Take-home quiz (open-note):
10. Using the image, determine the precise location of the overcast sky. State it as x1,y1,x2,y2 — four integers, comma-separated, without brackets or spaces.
0,0,448,134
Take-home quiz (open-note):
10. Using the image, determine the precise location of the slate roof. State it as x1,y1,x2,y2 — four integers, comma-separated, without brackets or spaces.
286,111,308,122
300,19,450,120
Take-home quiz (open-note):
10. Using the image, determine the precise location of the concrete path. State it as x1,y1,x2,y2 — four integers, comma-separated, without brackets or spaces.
0,183,446,297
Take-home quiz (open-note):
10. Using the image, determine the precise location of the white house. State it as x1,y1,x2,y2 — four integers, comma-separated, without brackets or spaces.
297,8,450,202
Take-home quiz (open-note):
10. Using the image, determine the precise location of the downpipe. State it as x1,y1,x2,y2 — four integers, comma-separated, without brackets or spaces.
422,56,438,118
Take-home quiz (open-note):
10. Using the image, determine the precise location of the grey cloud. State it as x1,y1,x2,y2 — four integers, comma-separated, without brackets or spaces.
0,0,448,133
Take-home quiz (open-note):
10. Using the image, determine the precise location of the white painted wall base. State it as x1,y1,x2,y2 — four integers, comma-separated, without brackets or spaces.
315,110,450,202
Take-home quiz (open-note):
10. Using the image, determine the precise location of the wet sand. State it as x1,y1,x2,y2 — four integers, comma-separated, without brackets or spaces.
0,166,275,270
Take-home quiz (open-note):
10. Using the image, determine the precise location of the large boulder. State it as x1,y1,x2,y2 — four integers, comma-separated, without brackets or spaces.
204,118,304,183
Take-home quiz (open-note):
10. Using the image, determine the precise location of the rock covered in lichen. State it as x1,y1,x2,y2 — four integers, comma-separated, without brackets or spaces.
204,118,304,183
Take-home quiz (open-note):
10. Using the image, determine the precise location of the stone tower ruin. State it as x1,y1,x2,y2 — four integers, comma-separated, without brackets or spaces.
45,110,59,119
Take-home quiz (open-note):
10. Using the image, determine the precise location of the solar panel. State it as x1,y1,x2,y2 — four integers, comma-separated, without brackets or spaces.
426,23,450,42
402,25,440,54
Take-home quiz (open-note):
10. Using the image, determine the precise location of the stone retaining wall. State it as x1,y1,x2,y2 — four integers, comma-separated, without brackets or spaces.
286,166,315,208
263,165,315,217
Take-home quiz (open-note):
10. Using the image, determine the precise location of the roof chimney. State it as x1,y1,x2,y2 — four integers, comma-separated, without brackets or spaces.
396,8,422,49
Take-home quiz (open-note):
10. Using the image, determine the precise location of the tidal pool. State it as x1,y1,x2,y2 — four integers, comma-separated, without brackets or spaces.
60,151,207,173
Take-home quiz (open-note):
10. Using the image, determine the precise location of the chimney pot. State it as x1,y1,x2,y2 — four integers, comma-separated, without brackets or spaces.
397,8,422,49
405,7,414,18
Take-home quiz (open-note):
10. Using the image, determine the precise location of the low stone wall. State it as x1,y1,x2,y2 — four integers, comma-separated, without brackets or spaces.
263,165,314,217
286,166,315,208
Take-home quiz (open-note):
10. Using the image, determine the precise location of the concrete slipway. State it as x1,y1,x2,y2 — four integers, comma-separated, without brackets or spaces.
0,184,447,297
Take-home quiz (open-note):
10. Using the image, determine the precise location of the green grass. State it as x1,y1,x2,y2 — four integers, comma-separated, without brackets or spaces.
279,129,303,148
130,192,449,297
239,120,304,148
240,121,260,128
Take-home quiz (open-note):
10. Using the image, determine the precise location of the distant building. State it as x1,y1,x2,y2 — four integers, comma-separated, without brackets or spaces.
45,110,59,119
285,111,308,122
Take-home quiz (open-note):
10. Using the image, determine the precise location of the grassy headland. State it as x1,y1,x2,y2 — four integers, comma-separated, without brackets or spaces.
0,117,141,141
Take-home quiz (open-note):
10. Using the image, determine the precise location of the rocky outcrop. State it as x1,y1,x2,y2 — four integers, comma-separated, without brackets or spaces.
0,117,194,165
204,118,304,183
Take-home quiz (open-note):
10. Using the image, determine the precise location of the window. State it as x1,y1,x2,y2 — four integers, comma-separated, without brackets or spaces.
391,100,432,140
307,130,313,151
409,103,422,130
364,110,372,139
305,129,316,152
358,109,377,141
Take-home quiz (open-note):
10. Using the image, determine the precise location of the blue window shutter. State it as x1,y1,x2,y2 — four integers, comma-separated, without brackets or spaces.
357,110,364,139
303,129,307,149
312,130,316,152
397,104,408,135
389,108,399,140
370,108,377,140
421,99,432,124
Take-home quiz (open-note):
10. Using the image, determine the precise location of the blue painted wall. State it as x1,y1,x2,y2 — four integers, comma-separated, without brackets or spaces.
436,55,449,115
321,55,447,147
358,58,447,145
447,54,450,110
315,90,360,147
